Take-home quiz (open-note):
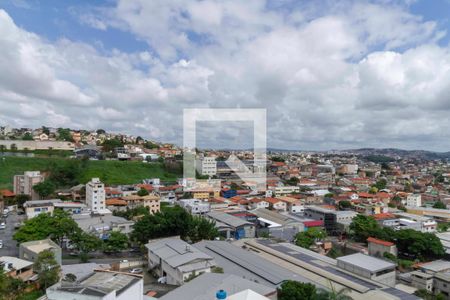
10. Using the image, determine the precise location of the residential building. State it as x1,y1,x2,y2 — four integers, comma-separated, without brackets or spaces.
145,237,216,285
121,194,160,213
0,256,34,281
73,214,135,239
23,199,62,219
277,196,305,213
19,239,62,265
53,201,87,215
394,212,437,233
13,171,44,200
179,198,210,214
86,178,107,213
336,253,396,287
265,197,287,212
272,186,300,197
206,211,255,239
367,237,397,258
433,272,450,298
46,270,143,300
409,271,434,293
407,194,422,207
196,156,217,176
248,198,270,210
159,273,276,300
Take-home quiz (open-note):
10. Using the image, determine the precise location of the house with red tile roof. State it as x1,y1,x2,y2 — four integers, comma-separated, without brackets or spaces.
248,198,270,210
265,197,287,212
367,237,397,257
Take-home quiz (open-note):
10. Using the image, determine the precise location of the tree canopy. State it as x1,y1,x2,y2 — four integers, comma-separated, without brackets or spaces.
349,215,445,261
104,231,129,253
277,281,317,300
295,227,327,249
433,201,447,209
13,210,78,245
34,250,60,289
131,205,218,244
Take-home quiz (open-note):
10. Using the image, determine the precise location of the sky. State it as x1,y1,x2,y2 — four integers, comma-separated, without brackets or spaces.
1,0,450,151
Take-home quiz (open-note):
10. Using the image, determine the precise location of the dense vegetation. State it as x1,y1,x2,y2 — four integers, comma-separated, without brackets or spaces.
13,210,126,256
131,205,218,244
295,227,327,249
0,156,180,190
349,215,445,261
277,280,353,300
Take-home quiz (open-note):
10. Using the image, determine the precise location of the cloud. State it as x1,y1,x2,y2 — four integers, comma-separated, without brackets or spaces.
1,1,450,151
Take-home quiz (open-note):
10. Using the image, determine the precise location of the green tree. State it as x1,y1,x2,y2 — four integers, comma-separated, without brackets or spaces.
137,188,149,196
271,156,285,162
71,232,103,254
101,138,124,152
349,215,380,243
316,285,353,300
131,205,218,244
143,141,158,149
14,194,30,209
22,132,33,140
338,200,352,210
187,215,219,243
104,231,129,253
34,250,60,289
295,227,327,249
13,210,79,246
286,177,299,186
433,201,447,209
32,180,56,198
0,268,26,299
277,281,317,300
56,128,73,142
395,229,444,261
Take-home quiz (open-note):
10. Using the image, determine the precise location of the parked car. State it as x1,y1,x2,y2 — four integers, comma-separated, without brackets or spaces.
14,222,21,229
0,240,3,248
0,223,5,229
130,268,143,274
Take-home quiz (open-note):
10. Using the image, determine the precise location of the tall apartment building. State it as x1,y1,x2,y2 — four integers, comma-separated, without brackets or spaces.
196,156,217,176
86,178,106,213
13,171,44,200
406,194,422,207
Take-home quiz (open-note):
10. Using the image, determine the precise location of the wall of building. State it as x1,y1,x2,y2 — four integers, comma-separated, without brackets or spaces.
0,140,75,150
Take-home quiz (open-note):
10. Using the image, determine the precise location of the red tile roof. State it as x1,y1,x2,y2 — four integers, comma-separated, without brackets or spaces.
373,213,396,220
367,237,394,247
0,189,15,197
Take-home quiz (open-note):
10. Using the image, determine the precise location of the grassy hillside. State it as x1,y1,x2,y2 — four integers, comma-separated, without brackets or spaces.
0,156,180,190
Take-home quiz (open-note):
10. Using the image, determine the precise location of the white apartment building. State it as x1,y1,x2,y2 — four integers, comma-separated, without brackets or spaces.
13,171,44,200
86,178,106,213
196,156,217,176
406,194,422,207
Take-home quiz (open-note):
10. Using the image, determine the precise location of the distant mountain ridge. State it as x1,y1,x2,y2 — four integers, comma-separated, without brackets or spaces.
335,148,450,160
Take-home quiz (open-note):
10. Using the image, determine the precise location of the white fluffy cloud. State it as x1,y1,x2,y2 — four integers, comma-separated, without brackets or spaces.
1,1,450,150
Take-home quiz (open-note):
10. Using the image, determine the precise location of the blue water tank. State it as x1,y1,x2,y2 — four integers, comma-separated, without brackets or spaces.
216,289,227,299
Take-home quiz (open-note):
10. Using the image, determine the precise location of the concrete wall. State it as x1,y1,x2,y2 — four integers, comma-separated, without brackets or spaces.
0,140,75,150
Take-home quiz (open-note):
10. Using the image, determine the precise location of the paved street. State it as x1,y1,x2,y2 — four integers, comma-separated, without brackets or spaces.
0,211,24,257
